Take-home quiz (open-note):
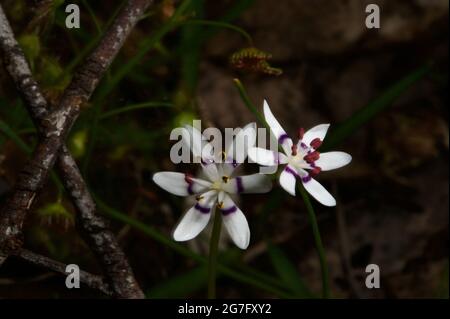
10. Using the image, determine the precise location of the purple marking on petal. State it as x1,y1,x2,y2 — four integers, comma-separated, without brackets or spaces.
195,203,210,214
224,157,238,169
185,174,195,195
278,133,289,145
201,158,213,165
221,205,237,215
300,142,308,150
302,175,312,183
236,177,244,193
285,166,300,178
272,151,280,164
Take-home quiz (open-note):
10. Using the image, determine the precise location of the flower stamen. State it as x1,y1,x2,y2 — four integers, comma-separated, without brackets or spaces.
304,151,320,163
310,166,322,176
310,138,322,149
291,144,298,156
184,173,193,183
185,173,195,194
298,127,305,140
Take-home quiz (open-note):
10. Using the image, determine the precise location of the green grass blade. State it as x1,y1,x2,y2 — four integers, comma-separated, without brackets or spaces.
177,0,254,101
436,261,449,298
147,266,208,298
0,119,63,192
81,102,101,175
98,0,192,99
94,196,292,297
237,261,291,291
98,102,173,120
255,188,284,236
216,263,291,298
61,1,126,78
322,63,432,150
267,242,314,298
179,0,204,95
183,19,252,45
81,0,102,35
95,196,201,260
0,118,32,153
199,0,255,41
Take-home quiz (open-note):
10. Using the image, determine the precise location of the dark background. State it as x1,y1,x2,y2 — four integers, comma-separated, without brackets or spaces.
0,0,448,298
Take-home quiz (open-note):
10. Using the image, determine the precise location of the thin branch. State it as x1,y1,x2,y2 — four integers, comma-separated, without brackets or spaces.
0,0,153,298
58,148,144,298
15,249,112,296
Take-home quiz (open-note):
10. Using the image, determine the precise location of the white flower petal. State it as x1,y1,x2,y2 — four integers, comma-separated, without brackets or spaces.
222,162,239,177
173,206,211,241
173,191,217,241
201,163,220,182
315,152,352,171
181,125,202,159
182,125,213,162
301,124,330,147
224,174,272,194
153,172,211,196
226,122,257,163
279,165,298,196
201,142,215,161
218,193,250,249
248,147,288,166
302,177,336,206
263,100,293,155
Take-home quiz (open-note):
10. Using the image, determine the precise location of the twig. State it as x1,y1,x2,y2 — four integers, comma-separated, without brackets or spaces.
60,147,145,298
15,249,112,296
0,0,153,298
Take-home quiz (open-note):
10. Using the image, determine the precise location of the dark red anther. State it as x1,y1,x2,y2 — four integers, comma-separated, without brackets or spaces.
298,128,305,140
304,151,320,163
310,138,322,149
310,166,322,176
184,173,193,183
291,144,298,156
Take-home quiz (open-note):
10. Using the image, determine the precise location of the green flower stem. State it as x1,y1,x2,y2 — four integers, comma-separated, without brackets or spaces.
233,79,269,131
234,78,331,298
94,196,291,297
207,209,222,298
298,185,330,298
